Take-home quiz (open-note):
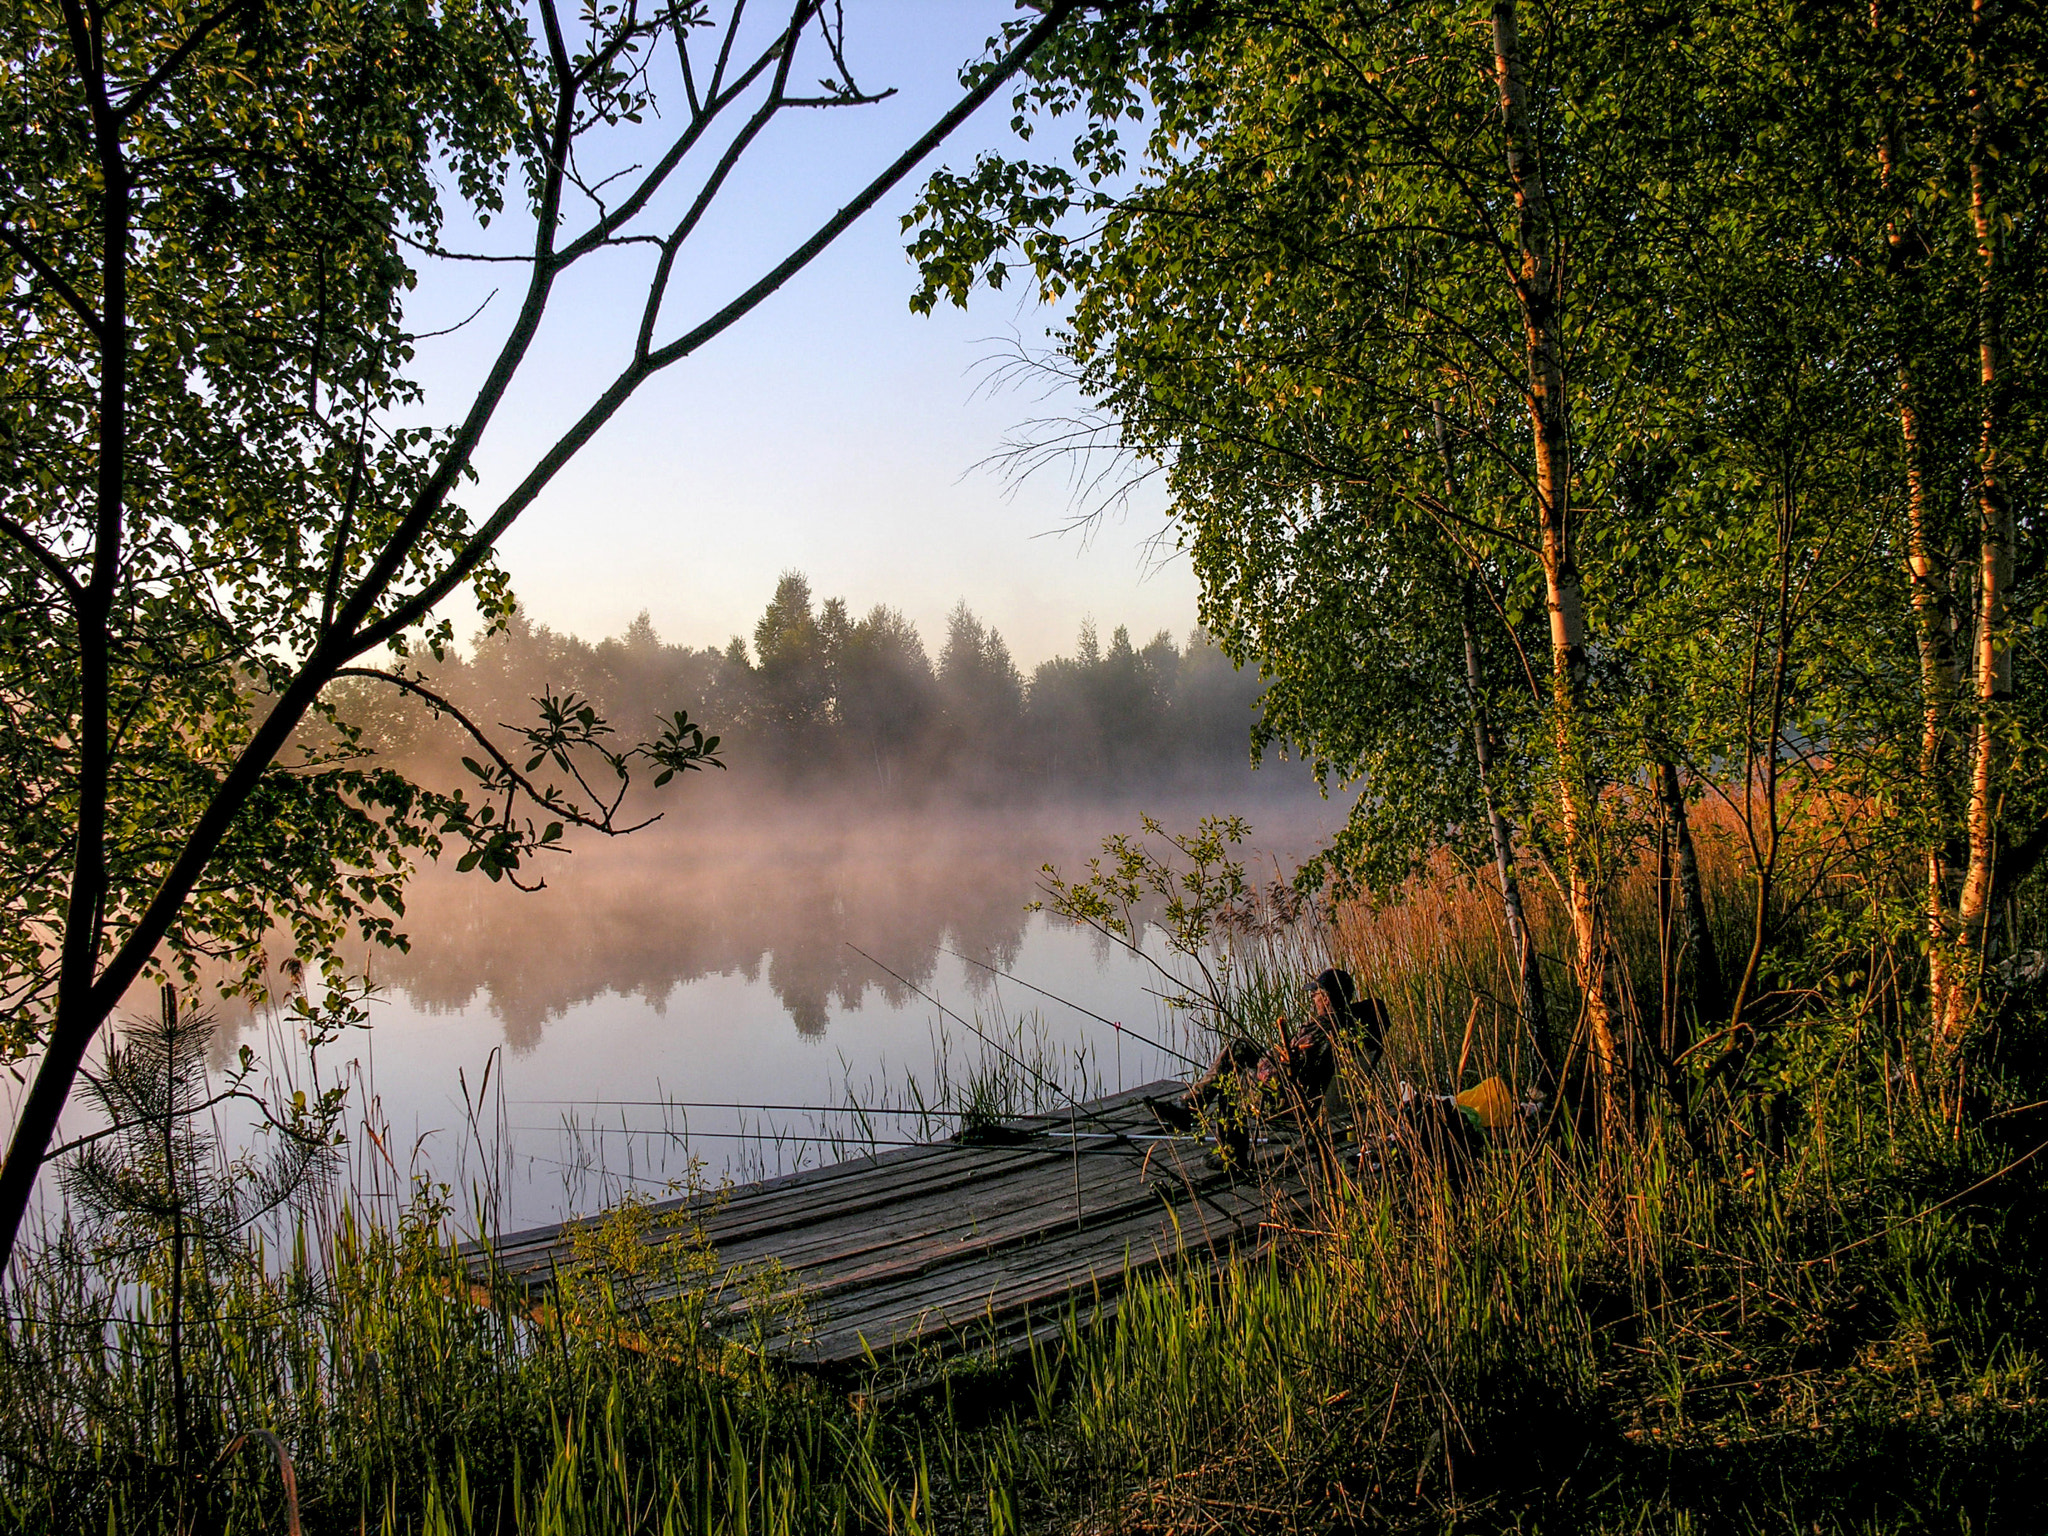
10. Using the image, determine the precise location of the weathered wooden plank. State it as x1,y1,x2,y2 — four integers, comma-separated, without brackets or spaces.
482,1140,1141,1289
476,1143,1051,1282
793,1199,1265,1367
469,1081,1180,1271
702,1140,1169,1271
662,1173,1188,1312
468,1083,1184,1288
661,1147,1174,1285
776,1174,1268,1347
454,1079,1324,1372
793,1217,1199,1351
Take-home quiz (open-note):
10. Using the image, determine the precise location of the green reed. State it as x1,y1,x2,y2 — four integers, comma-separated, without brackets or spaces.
984,850,2048,1533
6,839,2048,1533
0,1185,941,1536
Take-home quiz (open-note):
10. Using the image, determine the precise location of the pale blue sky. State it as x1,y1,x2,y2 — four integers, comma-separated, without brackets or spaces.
406,2,1194,669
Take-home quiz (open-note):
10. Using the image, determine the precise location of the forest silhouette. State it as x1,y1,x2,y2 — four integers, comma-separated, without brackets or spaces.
340,572,1277,800
315,574,1321,1041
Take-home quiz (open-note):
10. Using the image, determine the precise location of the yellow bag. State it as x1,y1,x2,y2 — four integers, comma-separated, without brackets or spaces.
1454,1076,1516,1131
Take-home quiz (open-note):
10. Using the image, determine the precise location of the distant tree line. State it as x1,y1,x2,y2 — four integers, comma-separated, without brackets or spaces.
345,573,1271,797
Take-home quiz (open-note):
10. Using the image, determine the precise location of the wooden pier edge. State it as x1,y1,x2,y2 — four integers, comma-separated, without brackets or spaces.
457,1079,1324,1378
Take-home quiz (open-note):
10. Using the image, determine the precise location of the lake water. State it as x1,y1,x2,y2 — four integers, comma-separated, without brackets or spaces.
118,789,1343,1231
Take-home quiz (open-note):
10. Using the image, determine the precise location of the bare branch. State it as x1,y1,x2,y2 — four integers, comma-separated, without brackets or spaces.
644,3,1081,376
674,10,702,116
401,290,498,343
779,88,897,108
351,0,1082,656
633,56,799,358
390,229,538,264
557,6,807,264
707,0,752,101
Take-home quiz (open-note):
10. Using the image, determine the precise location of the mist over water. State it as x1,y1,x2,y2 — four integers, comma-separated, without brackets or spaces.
310,777,1343,1225
9,769,1343,1233
1,578,1358,1231
373,798,1076,1047
234,584,1349,1223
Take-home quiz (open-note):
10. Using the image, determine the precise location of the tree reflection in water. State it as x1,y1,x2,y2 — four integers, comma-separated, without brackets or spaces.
355,797,1281,1050
99,790,1340,1224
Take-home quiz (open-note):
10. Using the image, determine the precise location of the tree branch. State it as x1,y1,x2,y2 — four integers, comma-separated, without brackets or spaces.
112,0,240,122
321,13,586,639
330,668,655,836
558,3,807,263
0,222,104,341
351,0,1083,655
0,510,85,603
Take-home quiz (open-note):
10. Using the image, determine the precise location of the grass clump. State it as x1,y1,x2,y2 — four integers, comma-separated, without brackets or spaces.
1034,1097,2048,1532
1,1193,917,1534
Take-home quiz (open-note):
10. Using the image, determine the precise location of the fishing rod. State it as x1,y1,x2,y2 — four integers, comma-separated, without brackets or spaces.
515,1153,686,1189
509,1124,1213,1147
942,947,1206,1069
513,1098,975,1116
511,1125,940,1148
848,944,1150,1153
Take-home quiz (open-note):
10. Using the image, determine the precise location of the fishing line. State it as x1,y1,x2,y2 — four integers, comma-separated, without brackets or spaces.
511,1125,940,1148
511,1152,697,1189
942,947,1206,1068
847,944,1148,1152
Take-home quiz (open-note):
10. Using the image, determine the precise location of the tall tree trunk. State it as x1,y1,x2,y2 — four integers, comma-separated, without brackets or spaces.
1652,758,1721,1055
0,14,128,1283
1492,0,1623,1131
1876,0,1964,1037
1903,362,1962,1027
1461,572,1556,1083
1947,0,2011,1048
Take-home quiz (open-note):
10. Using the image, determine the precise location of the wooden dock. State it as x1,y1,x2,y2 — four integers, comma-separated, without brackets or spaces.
461,1080,1318,1374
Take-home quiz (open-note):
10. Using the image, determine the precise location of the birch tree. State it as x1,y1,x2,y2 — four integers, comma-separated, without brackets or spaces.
910,0,1671,1123
908,0,2048,1110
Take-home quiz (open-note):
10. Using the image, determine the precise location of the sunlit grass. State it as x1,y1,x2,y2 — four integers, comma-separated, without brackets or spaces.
3,839,2046,1532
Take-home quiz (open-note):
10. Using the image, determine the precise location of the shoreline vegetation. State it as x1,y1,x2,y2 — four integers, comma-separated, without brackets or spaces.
3,818,2043,1534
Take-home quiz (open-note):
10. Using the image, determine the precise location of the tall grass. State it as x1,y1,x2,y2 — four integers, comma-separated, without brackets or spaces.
3,834,2046,1532
0,1200,893,1534
1001,834,2048,1533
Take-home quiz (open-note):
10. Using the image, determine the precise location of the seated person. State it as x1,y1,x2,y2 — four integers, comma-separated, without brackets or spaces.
1149,968,1389,1164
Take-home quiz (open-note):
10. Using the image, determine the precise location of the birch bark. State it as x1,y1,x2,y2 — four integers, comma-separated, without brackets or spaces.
1875,0,1965,1039
1492,0,1622,1129
1948,0,2011,1048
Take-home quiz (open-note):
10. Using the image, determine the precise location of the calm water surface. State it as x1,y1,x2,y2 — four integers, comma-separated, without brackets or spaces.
25,792,1343,1232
